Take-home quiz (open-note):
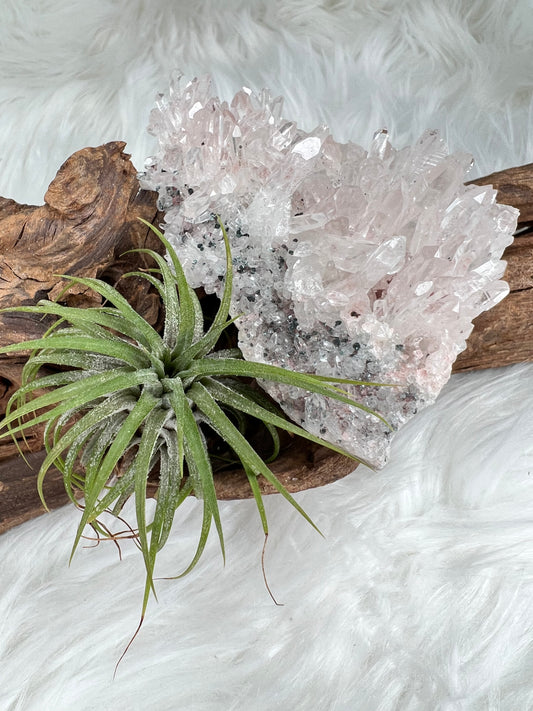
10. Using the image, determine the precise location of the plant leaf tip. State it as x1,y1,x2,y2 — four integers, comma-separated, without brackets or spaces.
1,211,389,648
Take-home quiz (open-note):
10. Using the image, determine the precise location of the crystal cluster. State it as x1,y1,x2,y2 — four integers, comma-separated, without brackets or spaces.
140,74,518,468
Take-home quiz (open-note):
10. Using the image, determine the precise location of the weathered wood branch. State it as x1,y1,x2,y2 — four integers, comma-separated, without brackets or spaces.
0,147,532,533
0,143,167,531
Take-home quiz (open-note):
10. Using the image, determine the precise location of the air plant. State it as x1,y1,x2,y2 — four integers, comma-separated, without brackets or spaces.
0,219,387,643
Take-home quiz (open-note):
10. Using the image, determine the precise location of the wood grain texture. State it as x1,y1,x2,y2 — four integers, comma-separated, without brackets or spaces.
212,443,357,500
0,149,532,533
0,143,164,460
0,143,164,531
0,451,71,534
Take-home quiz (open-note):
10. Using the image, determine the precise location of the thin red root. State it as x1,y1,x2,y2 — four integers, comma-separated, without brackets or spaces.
262,533,283,607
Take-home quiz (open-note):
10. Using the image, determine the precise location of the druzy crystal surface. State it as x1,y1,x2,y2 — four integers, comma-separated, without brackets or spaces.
141,75,518,468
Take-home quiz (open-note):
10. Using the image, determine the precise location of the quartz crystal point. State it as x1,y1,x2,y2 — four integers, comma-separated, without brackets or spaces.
141,74,518,468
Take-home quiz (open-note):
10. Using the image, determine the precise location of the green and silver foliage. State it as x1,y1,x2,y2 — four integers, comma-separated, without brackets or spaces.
0,219,387,618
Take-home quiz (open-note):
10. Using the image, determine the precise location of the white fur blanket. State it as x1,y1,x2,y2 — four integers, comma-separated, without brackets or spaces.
1,2,533,709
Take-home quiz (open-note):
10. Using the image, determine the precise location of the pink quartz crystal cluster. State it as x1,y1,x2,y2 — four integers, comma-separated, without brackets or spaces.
140,74,518,468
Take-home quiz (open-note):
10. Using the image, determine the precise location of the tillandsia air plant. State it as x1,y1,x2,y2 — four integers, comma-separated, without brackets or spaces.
0,218,387,659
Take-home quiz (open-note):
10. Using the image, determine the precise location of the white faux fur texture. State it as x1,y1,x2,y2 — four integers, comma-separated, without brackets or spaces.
2,366,533,710
1,2,533,710
2,0,533,204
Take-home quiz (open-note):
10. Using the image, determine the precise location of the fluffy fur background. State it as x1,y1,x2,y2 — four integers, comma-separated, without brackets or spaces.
1,2,533,709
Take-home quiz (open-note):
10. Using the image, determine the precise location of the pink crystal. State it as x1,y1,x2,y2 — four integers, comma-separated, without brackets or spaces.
140,75,518,468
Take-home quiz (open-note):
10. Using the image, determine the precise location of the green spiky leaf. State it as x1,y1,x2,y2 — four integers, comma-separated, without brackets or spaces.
0,216,390,657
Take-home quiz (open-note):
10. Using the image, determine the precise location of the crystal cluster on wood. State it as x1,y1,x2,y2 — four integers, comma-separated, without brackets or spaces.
0,145,531,534
141,75,519,468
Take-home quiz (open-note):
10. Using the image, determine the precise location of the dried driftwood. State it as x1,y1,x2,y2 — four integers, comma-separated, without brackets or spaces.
0,146,532,533
0,143,165,531
0,142,164,417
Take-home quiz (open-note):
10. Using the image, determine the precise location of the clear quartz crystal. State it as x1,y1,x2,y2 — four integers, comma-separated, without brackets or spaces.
140,74,518,468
